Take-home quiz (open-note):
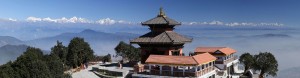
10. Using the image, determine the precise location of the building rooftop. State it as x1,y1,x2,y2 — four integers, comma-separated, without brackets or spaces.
194,47,236,55
141,7,181,26
130,31,192,44
145,53,216,66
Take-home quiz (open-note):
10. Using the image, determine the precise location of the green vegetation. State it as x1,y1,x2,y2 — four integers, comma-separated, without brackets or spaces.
91,54,112,64
0,37,96,78
0,47,58,78
239,52,278,78
51,41,68,65
102,54,112,64
115,41,141,62
253,52,278,78
239,53,255,74
67,37,94,68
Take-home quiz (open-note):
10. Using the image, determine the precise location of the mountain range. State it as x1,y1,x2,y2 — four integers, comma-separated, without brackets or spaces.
0,36,24,47
0,44,28,65
0,29,140,65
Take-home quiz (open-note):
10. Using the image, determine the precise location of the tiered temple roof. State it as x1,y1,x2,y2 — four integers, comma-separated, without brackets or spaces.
130,31,192,44
141,16,181,25
130,7,192,44
141,7,181,26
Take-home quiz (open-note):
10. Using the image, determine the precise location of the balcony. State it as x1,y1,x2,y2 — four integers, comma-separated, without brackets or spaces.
146,66,215,77
215,55,238,64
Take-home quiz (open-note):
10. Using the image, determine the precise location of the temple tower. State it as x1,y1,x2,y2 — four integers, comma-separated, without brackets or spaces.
130,7,192,63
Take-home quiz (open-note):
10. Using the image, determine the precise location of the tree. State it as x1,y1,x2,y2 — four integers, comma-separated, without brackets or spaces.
13,47,45,78
13,47,52,78
115,41,141,62
239,53,255,74
44,55,64,78
102,54,112,64
253,52,278,78
51,41,68,64
67,37,94,68
0,47,66,78
0,61,20,78
27,60,52,78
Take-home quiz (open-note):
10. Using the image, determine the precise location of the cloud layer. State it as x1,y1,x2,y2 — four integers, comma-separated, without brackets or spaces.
3,17,284,26
183,20,284,26
25,16,133,25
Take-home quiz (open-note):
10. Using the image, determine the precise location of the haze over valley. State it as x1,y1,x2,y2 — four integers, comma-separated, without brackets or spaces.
0,26,299,75
1,0,300,77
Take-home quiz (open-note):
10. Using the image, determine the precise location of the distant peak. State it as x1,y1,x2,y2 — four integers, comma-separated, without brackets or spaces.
81,29,97,33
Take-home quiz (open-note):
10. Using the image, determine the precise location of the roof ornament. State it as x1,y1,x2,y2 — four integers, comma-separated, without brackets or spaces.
158,7,166,17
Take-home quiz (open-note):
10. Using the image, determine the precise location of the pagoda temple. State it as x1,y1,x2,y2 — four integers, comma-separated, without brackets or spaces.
130,7,192,63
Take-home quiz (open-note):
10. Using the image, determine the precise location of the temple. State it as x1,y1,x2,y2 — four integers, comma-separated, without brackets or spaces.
132,8,241,78
130,7,192,63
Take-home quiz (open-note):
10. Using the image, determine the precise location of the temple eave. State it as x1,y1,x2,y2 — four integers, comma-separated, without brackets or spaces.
146,62,198,66
130,39,193,44
141,23,181,26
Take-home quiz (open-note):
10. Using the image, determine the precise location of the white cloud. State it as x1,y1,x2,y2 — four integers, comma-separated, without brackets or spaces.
8,18,17,21
96,18,116,25
209,20,223,25
26,17,42,22
184,20,284,27
7,17,285,26
24,16,132,25
42,17,57,22
26,16,93,23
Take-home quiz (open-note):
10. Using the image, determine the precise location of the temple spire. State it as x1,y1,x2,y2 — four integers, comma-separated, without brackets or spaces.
158,7,166,17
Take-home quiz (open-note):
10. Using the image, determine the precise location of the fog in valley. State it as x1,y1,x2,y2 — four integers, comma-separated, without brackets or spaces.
0,25,299,77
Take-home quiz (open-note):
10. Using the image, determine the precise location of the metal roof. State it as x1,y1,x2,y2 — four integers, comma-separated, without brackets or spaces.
141,7,181,26
130,31,192,44
141,16,181,25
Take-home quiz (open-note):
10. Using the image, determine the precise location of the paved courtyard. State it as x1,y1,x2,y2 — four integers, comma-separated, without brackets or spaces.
72,62,133,78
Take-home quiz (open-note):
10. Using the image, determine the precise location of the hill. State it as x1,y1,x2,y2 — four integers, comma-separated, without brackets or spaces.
0,36,24,47
0,44,28,65
26,29,139,55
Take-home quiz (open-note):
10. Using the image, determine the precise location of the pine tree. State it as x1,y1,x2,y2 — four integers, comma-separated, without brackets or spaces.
44,55,64,78
0,61,20,78
51,41,68,64
67,37,94,68
253,52,278,78
115,41,141,62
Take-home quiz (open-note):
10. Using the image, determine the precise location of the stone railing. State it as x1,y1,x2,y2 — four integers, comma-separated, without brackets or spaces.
215,55,238,64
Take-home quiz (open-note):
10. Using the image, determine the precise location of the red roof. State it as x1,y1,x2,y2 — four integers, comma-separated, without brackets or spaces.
192,53,217,64
145,53,216,66
194,47,236,55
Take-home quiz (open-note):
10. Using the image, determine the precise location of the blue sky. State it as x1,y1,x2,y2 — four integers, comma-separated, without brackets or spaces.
0,0,299,26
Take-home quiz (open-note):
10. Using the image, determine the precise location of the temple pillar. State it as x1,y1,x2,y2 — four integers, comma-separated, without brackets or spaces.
195,66,197,76
160,65,162,75
204,64,207,73
195,66,197,72
169,49,173,55
171,66,174,75
183,66,185,76
200,65,203,75
149,64,151,74
179,48,183,56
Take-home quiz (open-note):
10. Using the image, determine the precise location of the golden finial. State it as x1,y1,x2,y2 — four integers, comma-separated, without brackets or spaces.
158,7,166,17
